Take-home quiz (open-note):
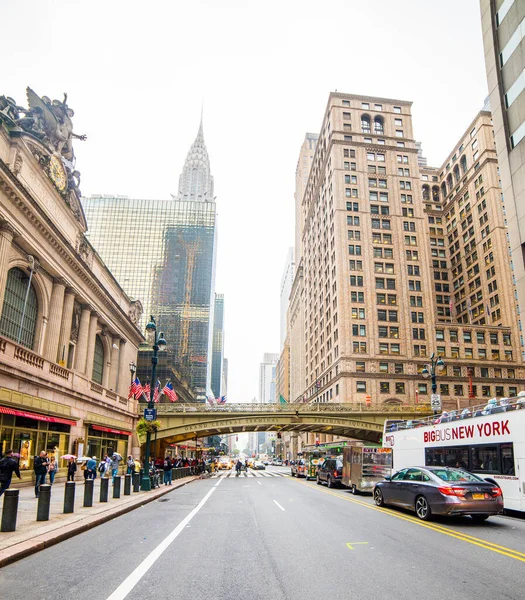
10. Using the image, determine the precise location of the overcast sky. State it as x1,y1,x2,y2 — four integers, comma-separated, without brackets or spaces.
1,0,488,403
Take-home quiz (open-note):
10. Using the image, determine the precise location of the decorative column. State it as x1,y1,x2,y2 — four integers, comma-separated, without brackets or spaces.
108,337,120,391
57,288,75,365
74,305,91,374
43,278,66,362
0,221,16,312
84,312,99,379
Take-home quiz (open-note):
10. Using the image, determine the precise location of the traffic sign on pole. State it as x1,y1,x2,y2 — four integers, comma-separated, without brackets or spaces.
144,408,157,421
430,394,441,412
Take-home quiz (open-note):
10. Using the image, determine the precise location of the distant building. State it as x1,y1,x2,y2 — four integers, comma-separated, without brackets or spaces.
279,248,294,350
211,294,224,398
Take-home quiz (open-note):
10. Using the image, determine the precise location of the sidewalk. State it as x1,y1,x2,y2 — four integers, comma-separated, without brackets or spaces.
0,474,200,567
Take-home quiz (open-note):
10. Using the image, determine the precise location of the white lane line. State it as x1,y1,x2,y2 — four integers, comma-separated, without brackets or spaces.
106,477,223,600
273,500,286,512
257,481,262,486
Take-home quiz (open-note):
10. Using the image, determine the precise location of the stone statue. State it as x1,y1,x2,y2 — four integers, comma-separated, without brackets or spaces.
128,300,143,326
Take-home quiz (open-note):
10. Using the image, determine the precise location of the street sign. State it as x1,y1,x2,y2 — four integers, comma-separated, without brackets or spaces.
430,394,442,412
144,408,157,421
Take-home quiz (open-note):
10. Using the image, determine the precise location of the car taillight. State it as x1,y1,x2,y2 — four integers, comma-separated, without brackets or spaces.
334,471,338,477
491,487,502,497
438,486,467,497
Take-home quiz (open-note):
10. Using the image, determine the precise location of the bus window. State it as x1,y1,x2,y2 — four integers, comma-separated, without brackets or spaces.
425,446,469,469
470,445,498,473
501,443,515,475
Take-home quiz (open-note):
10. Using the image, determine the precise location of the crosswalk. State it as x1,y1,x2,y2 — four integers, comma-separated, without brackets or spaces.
211,469,289,478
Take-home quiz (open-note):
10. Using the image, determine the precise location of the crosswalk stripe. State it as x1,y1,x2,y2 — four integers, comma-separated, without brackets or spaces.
209,470,289,479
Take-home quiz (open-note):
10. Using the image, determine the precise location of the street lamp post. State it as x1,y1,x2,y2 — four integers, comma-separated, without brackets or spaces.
129,361,136,387
141,316,167,491
421,352,445,415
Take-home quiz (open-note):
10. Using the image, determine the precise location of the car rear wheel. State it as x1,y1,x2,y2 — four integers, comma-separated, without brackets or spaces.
415,495,432,521
471,514,490,523
373,488,384,506
291,471,295,477
316,476,322,485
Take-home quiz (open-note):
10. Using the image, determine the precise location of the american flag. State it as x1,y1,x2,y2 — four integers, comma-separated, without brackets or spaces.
162,381,178,402
153,380,161,403
207,395,216,406
132,378,143,400
142,382,151,402
217,395,227,405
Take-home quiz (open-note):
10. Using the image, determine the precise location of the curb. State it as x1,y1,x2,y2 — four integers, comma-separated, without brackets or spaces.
0,476,200,568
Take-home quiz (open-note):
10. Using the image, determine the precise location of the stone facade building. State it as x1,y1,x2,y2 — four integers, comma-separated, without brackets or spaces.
0,90,143,479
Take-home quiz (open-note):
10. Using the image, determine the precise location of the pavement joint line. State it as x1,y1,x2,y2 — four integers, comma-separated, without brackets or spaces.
0,477,200,568
295,480,525,563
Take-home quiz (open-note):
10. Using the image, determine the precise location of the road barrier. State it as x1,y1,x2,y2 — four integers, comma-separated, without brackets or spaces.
37,484,51,521
124,474,131,495
1,489,19,532
83,479,94,507
113,476,121,499
63,481,75,513
100,478,109,503
132,472,140,492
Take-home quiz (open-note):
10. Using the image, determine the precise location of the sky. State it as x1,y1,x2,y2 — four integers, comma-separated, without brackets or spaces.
1,0,489,404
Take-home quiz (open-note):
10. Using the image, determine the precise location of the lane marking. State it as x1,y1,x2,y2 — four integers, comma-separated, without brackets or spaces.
296,480,525,563
346,542,368,550
257,481,262,486
273,500,286,511
106,477,223,600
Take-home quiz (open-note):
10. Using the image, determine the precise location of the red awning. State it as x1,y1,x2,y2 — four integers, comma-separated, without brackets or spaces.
0,406,77,426
91,424,132,436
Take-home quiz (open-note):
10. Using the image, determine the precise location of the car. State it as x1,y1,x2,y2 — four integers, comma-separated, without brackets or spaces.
218,457,232,470
252,461,266,470
291,459,306,478
373,466,504,521
316,457,343,488
274,460,283,466
263,461,269,466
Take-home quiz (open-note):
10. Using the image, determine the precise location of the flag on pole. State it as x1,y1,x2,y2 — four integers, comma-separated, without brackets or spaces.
132,377,144,400
279,395,288,404
217,395,227,404
162,381,178,402
207,395,216,406
142,381,151,402
153,380,161,403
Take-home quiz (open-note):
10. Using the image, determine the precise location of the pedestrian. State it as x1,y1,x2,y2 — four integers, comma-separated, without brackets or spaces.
126,455,135,475
86,456,97,480
163,455,173,486
98,457,107,478
67,457,76,482
134,457,141,474
110,453,121,483
48,457,58,485
0,449,21,497
34,451,49,497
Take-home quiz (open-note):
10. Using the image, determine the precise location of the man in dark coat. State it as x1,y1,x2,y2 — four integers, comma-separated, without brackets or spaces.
0,449,21,498
34,451,49,497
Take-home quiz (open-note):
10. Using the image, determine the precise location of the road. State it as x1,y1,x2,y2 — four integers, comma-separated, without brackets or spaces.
0,466,523,600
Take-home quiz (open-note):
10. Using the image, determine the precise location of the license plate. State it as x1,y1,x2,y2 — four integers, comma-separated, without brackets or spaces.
472,493,485,500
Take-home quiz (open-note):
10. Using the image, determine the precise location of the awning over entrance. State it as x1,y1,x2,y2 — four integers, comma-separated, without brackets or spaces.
0,406,77,426
91,424,132,436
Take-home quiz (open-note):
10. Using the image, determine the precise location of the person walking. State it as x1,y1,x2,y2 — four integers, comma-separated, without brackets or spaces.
110,453,121,483
67,457,77,482
86,456,97,480
235,459,242,476
98,457,107,478
0,449,21,498
34,451,49,497
48,457,58,485
163,455,173,486
126,455,135,475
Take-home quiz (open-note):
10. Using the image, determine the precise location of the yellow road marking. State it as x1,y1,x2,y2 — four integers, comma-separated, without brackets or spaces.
295,480,525,563
346,542,368,550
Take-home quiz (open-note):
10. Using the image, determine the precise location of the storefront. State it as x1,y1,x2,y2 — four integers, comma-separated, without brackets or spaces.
0,406,75,478
86,424,131,460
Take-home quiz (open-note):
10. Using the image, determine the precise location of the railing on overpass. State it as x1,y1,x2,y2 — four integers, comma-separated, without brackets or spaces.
139,403,432,414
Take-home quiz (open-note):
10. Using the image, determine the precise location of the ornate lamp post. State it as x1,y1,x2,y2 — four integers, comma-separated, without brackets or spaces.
421,352,445,414
129,361,136,386
141,316,167,491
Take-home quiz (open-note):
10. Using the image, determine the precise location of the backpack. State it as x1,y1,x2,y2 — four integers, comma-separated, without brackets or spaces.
98,462,105,473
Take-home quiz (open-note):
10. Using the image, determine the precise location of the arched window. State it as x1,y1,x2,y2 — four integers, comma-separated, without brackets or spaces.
441,182,447,199
460,155,467,174
432,186,440,202
374,116,384,134
92,335,104,384
422,184,430,201
446,174,453,193
453,165,460,184
0,267,38,349
361,114,371,133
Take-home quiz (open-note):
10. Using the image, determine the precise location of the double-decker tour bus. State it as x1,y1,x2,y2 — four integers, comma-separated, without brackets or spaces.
383,396,525,513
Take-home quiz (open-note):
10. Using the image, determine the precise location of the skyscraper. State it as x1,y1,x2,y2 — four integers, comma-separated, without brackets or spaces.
211,293,225,399
83,122,218,400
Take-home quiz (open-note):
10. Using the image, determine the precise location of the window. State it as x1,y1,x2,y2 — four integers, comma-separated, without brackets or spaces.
352,324,366,336
0,267,39,349
394,363,404,374
454,385,464,396
393,106,401,114
349,260,363,271
353,342,367,354
361,114,371,133
380,382,390,393
350,275,364,286
92,335,104,384
379,362,389,373
348,245,362,255
418,383,428,394
356,362,365,372
351,291,364,302
356,381,367,392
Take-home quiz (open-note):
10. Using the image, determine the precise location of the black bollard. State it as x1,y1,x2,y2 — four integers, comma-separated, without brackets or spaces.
113,475,121,498
1,489,19,532
100,477,109,502
83,478,94,507
63,481,75,514
124,474,131,495
37,484,51,521
132,472,140,492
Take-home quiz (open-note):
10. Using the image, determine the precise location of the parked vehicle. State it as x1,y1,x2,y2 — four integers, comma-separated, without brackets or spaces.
373,466,504,521
291,459,306,478
303,448,324,480
252,461,266,470
316,457,343,488
342,446,392,494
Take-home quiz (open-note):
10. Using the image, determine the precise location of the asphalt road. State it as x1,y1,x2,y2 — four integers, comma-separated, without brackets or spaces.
0,466,524,600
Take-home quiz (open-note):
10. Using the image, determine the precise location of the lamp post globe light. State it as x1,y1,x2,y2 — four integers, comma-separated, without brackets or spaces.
141,316,167,491
421,352,445,414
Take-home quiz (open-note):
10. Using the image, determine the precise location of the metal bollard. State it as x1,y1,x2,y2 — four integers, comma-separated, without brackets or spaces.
100,477,109,502
1,489,19,532
83,479,94,507
37,484,52,521
63,481,75,513
132,472,140,492
124,474,131,495
113,475,121,498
